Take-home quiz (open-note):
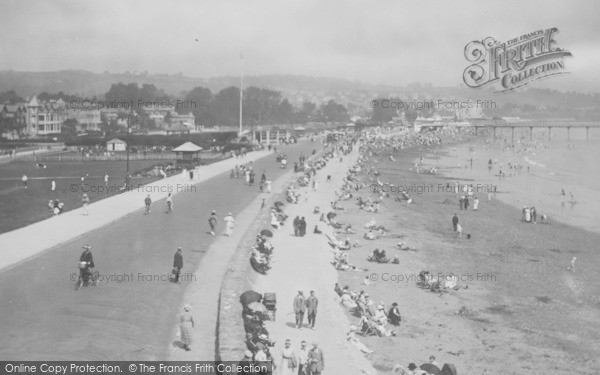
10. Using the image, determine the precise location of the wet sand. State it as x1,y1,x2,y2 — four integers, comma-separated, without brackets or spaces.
331,136,600,374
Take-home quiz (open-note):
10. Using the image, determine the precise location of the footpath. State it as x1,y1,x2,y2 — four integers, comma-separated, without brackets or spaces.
167,161,296,361
0,150,272,272
252,149,377,374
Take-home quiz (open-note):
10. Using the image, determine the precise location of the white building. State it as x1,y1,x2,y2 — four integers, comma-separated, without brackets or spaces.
106,138,127,151
25,96,67,136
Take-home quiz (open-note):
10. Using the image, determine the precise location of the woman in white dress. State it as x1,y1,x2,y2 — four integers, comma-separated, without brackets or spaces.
224,213,235,236
279,339,297,375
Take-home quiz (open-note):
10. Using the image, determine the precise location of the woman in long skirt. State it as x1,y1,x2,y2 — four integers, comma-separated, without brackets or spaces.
179,305,194,351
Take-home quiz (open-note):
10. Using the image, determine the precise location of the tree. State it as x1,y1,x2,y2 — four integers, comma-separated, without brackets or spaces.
298,101,316,123
318,100,348,122
183,86,215,125
214,86,240,126
62,118,78,136
404,109,418,124
0,90,24,104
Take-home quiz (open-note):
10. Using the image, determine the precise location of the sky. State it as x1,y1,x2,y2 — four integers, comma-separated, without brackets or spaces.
0,0,598,92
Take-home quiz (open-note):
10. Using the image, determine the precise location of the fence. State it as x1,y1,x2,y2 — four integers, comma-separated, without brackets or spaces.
12,152,227,163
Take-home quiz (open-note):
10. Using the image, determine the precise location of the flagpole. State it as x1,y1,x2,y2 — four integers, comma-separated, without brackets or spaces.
239,53,243,136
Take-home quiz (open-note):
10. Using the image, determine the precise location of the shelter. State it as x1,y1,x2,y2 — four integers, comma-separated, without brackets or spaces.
106,138,126,151
173,142,202,167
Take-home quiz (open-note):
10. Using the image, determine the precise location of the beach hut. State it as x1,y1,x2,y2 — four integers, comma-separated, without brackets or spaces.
106,138,126,151
173,142,202,167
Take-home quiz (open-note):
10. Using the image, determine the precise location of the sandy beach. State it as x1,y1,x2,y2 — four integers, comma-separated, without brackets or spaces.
325,130,600,374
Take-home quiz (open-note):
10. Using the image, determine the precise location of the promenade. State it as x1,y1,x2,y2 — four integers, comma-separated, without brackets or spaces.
0,141,316,360
0,150,271,272
250,148,377,374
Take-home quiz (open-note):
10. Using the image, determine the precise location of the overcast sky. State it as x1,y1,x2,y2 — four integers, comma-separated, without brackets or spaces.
0,0,598,92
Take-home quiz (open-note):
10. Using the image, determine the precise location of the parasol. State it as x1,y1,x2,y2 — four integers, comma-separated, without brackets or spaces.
260,229,273,237
240,290,262,305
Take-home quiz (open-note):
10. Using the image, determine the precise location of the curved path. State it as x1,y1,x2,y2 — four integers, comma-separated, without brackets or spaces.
0,141,317,360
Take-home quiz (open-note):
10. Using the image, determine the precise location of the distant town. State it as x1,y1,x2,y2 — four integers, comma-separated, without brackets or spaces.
1,71,599,142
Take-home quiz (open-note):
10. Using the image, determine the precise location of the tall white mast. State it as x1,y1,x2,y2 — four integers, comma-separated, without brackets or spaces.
239,53,243,136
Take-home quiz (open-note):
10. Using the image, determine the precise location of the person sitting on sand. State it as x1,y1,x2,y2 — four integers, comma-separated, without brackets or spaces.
392,363,425,374
334,283,343,296
340,292,357,309
364,218,376,229
364,230,375,240
362,275,375,286
313,225,322,234
332,200,347,212
347,325,374,353
376,321,395,337
388,303,401,326
372,248,387,261
343,224,356,234
373,304,388,325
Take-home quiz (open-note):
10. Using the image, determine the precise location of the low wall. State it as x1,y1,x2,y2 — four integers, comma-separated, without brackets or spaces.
217,191,281,361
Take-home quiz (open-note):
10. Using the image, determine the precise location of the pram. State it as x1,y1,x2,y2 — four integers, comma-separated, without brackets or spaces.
262,292,277,321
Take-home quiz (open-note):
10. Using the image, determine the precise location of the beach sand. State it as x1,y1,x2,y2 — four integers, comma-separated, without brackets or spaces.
329,135,600,374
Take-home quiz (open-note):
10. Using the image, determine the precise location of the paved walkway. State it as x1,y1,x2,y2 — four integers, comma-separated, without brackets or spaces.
253,149,377,375
0,151,271,272
168,163,294,360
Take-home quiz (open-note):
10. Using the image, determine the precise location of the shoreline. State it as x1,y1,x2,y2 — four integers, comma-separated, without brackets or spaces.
332,133,600,374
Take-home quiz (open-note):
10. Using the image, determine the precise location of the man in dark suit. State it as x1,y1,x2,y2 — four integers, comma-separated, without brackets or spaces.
307,342,324,375
306,291,319,329
173,247,183,283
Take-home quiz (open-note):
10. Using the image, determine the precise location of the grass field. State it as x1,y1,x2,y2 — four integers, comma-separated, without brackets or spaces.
0,159,165,234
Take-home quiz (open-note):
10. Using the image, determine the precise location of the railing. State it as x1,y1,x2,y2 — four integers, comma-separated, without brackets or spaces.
14,152,227,162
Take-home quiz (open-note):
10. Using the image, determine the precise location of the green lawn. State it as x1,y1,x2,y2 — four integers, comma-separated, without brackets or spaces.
0,159,164,234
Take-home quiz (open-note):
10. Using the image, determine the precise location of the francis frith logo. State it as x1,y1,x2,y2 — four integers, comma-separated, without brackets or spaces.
463,27,572,92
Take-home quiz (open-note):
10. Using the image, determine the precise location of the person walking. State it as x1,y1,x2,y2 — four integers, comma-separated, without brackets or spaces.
473,197,479,211
166,193,173,213
306,291,319,330
307,342,325,375
144,194,152,214
81,193,90,216
266,178,272,193
51,180,56,192
464,196,470,210
179,304,194,351
293,216,301,236
104,172,109,187
208,210,217,235
173,247,183,284
298,341,309,375
21,174,28,189
293,291,307,329
452,214,459,231
280,339,298,375
224,212,235,237
299,217,307,237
